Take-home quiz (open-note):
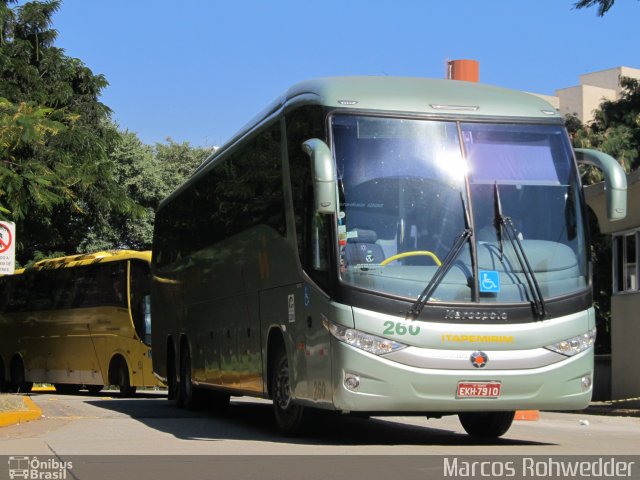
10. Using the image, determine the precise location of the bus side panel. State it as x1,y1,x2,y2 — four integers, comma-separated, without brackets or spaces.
217,292,262,392
299,284,334,408
22,313,46,383
86,307,126,385
186,300,221,386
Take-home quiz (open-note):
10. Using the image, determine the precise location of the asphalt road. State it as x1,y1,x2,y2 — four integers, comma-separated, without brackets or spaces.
1,391,639,456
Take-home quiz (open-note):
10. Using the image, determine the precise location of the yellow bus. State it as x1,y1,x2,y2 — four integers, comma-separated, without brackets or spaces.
0,250,161,396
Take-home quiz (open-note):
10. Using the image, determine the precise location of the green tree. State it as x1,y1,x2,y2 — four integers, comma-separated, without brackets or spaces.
0,97,67,218
574,0,616,16
0,0,136,264
574,0,640,16
155,139,213,195
566,77,640,354
80,134,213,252
571,77,640,183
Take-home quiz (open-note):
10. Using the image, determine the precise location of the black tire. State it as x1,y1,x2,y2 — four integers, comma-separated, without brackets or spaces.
114,360,136,397
458,411,515,438
86,385,103,394
168,349,182,407
179,347,201,410
54,384,82,394
10,357,32,393
270,346,305,436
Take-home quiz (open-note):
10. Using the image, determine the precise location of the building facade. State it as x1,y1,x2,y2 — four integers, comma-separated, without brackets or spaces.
554,66,640,123
586,170,640,407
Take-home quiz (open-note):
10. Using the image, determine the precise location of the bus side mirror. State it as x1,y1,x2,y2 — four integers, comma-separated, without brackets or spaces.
575,148,627,221
302,138,337,215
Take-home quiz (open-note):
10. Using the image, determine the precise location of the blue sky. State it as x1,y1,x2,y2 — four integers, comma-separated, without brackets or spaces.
52,0,639,148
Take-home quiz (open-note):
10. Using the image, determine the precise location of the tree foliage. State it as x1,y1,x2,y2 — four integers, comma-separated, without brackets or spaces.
574,0,616,16
567,76,640,184
565,76,640,354
79,135,213,253
0,0,137,264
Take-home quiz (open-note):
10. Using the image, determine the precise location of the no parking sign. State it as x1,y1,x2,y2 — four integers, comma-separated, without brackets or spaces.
0,221,16,274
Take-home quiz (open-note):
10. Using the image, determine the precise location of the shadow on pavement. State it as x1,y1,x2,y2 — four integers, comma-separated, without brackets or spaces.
83,395,554,447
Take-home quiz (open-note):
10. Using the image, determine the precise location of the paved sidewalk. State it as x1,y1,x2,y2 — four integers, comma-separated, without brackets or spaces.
0,396,43,427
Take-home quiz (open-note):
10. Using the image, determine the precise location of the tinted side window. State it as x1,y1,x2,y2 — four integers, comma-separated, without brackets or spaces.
1,262,128,312
210,122,285,239
153,122,285,268
71,262,127,308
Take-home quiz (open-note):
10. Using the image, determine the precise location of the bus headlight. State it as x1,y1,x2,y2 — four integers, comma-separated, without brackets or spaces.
322,318,407,355
545,328,596,356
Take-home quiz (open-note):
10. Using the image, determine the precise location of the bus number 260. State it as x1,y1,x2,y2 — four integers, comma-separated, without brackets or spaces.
383,321,420,336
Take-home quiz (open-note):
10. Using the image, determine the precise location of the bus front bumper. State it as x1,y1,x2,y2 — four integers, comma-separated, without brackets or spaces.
331,340,593,413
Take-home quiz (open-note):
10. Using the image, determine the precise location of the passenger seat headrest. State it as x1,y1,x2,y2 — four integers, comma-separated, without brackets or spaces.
347,229,378,243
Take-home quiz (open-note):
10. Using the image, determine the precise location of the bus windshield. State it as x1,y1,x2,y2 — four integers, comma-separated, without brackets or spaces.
332,115,587,305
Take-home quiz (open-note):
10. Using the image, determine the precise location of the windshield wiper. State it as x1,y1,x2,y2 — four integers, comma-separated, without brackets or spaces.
406,228,472,320
493,183,547,319
406,193,473,320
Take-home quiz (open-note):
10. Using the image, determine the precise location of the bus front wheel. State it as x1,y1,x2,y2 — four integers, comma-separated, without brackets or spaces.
111,357,136,397
270,347,304,436
458,411,515,438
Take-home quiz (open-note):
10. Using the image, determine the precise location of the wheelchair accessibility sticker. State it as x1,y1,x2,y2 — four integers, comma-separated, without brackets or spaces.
479,270,500,293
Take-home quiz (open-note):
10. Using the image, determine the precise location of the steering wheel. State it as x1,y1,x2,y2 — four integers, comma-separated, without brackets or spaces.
380,250,442,266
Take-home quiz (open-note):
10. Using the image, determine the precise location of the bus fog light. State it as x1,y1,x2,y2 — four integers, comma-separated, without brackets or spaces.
581,374,592,391
344,374,360,391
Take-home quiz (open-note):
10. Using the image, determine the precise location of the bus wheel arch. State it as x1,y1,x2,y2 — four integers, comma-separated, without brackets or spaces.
109,354,136,397
10,354,32,393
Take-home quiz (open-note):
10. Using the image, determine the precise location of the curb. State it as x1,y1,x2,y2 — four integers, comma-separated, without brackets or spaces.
0,396,43,427
32,386,56,392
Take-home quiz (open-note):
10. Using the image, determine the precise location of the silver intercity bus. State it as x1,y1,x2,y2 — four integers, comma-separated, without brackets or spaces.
151,77,626,438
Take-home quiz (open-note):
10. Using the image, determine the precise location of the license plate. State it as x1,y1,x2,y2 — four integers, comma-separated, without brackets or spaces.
456,381,501,398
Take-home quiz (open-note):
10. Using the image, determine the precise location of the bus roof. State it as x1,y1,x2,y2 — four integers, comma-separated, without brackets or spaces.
23,250,152,272
280,76,560,119
216,76,559,160
170,76,562,205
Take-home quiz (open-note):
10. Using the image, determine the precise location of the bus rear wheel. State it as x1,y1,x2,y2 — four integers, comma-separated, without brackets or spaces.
86,385,103,394
458,411,515,438
0,359,8,393
167,346,182,407
270,347,305,436
53,384,82,394
10,357,32,393
180,347,204,410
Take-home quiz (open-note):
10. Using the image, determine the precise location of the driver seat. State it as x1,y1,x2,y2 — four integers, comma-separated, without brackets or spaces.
344,229,385,266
